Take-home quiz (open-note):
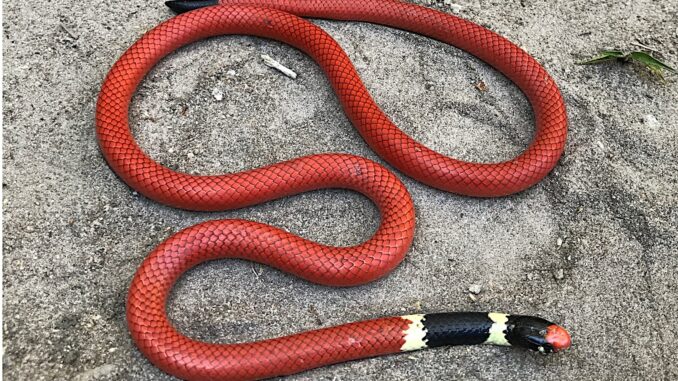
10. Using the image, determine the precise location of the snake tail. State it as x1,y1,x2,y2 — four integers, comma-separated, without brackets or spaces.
166,0,219,13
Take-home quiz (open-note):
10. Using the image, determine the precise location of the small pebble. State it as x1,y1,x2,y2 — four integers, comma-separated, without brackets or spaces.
557,238,563,246
641,114,658,128
212,88,224,101
444,0,463,12
468,284,482,295
75,364,117,381
226,69,236,76
553,269,565,280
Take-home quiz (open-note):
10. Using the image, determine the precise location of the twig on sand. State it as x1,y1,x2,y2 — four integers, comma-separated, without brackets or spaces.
631,40,661,55
261,54,297,79
60,24,79,40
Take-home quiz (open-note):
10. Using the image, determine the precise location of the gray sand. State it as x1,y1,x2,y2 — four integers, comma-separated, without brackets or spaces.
3,0,677,379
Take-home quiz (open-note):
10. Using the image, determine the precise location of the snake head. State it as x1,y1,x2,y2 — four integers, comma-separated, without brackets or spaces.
506,315,571,353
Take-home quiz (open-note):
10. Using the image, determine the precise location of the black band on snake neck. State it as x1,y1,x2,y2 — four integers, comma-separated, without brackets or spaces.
422,313,495,347
403,312,570,353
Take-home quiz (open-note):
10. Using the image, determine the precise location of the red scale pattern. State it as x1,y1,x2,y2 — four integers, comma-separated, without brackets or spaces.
95,1,567,380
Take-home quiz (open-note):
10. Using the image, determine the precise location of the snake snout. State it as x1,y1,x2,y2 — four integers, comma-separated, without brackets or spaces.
544,324,571,352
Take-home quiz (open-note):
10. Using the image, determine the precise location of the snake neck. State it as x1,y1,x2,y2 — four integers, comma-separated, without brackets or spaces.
400,312,513,351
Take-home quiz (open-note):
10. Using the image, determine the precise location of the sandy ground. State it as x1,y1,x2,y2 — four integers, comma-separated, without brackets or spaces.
3,0,678,380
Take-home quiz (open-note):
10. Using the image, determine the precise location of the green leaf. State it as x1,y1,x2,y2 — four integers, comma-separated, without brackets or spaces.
578,50,625,65
626,52,676,73
578,49,675,80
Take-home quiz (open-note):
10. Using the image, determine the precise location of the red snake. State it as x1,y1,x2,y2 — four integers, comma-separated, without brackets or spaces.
95,0,568,380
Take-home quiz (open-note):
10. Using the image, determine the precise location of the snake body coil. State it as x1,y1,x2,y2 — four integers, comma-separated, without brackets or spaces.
95,1,570,380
